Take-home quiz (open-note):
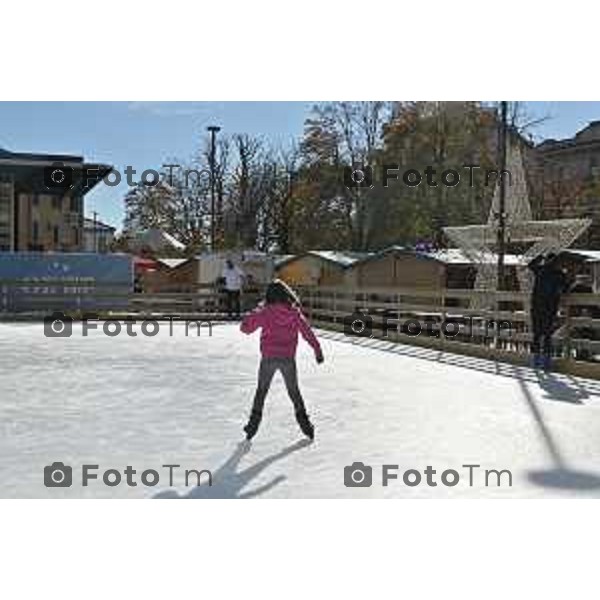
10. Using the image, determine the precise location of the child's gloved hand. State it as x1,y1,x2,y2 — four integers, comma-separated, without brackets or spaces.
315,350,324,364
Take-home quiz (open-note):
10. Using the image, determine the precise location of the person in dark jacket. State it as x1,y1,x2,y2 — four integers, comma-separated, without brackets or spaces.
528,253,571,369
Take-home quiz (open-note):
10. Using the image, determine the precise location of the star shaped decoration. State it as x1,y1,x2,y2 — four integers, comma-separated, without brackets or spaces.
444,143,591,297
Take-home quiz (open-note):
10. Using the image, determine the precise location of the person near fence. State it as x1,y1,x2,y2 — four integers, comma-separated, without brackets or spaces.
569,274,599,362
240,279,324,441
221,259,245,319
528,253,571,369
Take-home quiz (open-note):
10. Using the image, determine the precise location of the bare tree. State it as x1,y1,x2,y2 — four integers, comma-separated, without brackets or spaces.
222,134,271,248
259,144,302,253
298,101,392,250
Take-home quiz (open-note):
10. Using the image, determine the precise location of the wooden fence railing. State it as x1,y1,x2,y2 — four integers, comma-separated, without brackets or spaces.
0,280,262,318
1,280,599,378
296,285,600,379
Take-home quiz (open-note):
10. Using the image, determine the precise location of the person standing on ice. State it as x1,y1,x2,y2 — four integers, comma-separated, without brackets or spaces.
221,259,245,319
240,279,324,441
528,253,571,370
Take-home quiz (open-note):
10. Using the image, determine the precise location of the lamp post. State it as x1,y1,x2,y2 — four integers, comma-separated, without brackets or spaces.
496,101,508,289
207,125,221,252
92,210,98,253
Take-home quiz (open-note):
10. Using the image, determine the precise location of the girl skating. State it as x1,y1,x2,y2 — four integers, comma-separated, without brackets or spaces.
240,280,324,441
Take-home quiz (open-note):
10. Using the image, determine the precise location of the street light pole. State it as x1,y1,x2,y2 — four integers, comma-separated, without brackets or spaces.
207,125,221,252
92,210,98,253
496,101,508,290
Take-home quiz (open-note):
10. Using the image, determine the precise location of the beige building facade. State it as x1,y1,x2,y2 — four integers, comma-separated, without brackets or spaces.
0,149,109,252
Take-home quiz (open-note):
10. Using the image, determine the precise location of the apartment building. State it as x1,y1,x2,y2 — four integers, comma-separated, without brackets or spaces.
536,121,600,247
0,148,109,252
83,217,116,253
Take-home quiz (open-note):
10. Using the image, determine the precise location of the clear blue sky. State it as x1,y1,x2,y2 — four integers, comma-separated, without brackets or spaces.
0,101,599,230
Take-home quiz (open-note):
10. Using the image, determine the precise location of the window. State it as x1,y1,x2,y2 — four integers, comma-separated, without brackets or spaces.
32,221,39,242
590,155,600,179
0,181,13,247
53,226,60,246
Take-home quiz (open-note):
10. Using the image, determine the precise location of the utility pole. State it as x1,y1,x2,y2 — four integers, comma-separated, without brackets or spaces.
496,101,508,290
207,125,221,253
281,167,295,254
92,210,98,253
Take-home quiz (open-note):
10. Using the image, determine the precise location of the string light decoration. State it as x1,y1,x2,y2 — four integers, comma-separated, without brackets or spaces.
444,144,591,307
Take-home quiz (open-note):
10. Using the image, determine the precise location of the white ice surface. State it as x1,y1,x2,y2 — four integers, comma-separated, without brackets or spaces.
2,321,600,498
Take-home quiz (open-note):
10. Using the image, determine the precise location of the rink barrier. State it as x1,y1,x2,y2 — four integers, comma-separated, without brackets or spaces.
296,285,600,380
1,279,599,379
0,280,263,319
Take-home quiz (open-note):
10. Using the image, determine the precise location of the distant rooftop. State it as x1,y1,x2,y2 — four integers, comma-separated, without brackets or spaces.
562,249,600,262
156,257,188,269
308,250,374,267
0,147,85,166
83,217,116,232
0,147,111,195
275,250,374,269
429,248,522,266
536,120,600,152
362,245,523,266
132,228,185,252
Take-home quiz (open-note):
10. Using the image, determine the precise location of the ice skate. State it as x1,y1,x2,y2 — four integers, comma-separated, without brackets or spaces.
531,354,543,369
243,410,262,441
295,409,315,440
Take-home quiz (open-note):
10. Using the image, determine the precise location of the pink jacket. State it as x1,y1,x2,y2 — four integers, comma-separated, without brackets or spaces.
241,303,322,358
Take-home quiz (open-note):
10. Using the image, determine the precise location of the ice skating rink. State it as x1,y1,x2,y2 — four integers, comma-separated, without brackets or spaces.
2,321,600,498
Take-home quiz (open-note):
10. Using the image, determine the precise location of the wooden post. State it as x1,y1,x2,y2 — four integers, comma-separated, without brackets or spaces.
332,289,337,328
440,288,446,351
564,296,573,363
497,100,508,290
396,292,400,343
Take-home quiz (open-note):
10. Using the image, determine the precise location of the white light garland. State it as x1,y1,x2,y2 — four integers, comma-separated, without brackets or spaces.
444,144,590,307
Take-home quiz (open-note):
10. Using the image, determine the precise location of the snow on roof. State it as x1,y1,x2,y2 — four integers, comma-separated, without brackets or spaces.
353,245,408,265
357,245,522,267
156,257,188,269
425,248,522,266
159,230,185,250
275,251,373,269
135,228,185,251
428,248,522,266
277,247,527,270
562,249,600,262
308,250,374,267
273,254,296,267
83,217,116,232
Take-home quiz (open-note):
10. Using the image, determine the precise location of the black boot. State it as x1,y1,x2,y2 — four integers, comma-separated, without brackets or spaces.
243,410,262,440
295,409,314,440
